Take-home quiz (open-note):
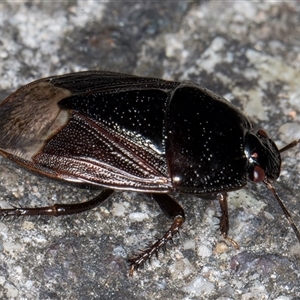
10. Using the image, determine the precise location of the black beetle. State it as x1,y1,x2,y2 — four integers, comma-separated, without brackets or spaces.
0,71,299,275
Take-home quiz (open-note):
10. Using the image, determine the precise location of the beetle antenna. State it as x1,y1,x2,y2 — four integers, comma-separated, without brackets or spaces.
279,139,299,153
263,179,300,243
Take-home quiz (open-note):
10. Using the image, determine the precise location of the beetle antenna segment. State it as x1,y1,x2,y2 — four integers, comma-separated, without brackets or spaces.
263,179,300,243
127,215,184,276
279,139,299,153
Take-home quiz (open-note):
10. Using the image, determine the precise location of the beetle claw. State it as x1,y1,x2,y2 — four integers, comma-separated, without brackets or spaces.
221,232,240,250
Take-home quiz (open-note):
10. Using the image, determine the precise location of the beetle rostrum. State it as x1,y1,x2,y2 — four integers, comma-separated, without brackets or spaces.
0,71,298,276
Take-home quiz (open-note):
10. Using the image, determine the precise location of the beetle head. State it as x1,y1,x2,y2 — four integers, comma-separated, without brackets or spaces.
244,129,281,183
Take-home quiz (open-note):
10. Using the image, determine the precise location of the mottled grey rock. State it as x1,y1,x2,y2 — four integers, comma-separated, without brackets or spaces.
0,1,299,299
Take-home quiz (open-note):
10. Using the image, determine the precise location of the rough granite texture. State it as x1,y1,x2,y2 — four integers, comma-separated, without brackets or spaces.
0,1,299,300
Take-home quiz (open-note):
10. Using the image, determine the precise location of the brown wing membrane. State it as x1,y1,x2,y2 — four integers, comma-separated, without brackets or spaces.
33,112,172,192
48,70,179,94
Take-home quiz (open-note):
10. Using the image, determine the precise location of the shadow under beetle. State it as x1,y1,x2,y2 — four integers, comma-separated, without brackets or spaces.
0,71,299,276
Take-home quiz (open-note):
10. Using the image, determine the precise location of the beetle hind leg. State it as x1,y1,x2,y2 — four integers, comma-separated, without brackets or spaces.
217,192,239,249
0,189,114,217
127,194,185,276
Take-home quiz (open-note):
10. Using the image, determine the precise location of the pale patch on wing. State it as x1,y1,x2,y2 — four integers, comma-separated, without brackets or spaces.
0,82,71,161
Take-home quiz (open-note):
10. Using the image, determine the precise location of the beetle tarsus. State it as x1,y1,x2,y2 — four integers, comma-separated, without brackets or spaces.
221,232,240,249
128,215,184,276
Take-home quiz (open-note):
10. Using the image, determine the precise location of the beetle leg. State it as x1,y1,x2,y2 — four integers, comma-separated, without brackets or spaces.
0,189,114,217
217,192,229,235
128,194,185,276
217,193,239,249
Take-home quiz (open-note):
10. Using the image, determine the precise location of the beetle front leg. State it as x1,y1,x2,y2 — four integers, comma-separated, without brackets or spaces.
127,193,185,276
0,189,114,216
217,192,239,249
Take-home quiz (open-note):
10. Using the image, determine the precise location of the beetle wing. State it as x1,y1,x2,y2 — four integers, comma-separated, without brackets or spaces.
0,71,178,192
33,111,171,191
48,70,179,94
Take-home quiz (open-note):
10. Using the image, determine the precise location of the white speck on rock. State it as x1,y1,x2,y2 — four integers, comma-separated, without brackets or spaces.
129,212,149,222
3,242,23,254
169,258,195,279
183,276,215,296
274,296,292,300
112,203,127,216
197,244,212,258
5,282,19,298
183,238,195,250
279,123,300,143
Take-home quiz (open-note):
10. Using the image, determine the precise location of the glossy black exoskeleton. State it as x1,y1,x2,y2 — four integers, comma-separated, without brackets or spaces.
0,71,299,275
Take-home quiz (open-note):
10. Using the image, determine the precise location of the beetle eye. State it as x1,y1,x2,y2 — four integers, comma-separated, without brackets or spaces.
257,129,268,138
252,165,265,182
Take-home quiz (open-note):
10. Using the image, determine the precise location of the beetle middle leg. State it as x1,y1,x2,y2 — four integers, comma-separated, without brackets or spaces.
217,192,239,249
127,193,185,276
0,189,114,216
